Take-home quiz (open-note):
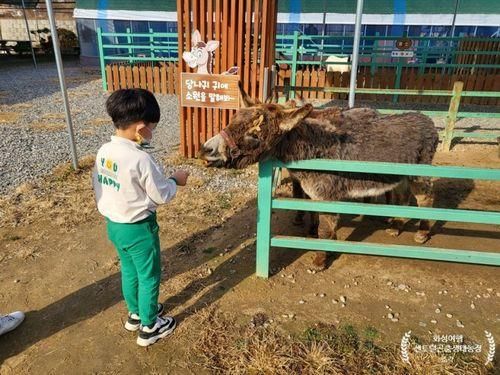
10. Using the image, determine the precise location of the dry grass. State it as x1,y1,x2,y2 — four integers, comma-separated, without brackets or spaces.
194,308,493,375
30,121,66,131
0,155,97,231
86,117,110,127
0,112,20,123
42,113,66,120
51,77,90,84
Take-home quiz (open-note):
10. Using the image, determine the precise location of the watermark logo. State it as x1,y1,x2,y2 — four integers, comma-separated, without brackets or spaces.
400,330,495,365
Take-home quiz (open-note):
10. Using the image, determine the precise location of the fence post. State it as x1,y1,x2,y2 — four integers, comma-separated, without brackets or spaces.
126,27,133,64
97,27,107,91
370,32,379,75
393,58,403,103
290,31,299,99
419,39,430,74
149,28,155,59
442,81,464,151
256,160,273,278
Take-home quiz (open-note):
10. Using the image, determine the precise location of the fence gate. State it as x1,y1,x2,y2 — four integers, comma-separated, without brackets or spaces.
177,0,278,157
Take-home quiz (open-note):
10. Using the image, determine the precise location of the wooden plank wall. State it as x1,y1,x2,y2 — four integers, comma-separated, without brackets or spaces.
277,66,500,106
456,38,500,70
105,62,179,95
177,0,278,157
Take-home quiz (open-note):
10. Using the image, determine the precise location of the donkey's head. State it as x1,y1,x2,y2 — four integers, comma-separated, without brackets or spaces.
182,30,219,73
200,83,312,168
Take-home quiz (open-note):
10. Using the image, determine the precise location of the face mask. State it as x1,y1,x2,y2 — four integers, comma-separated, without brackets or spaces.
135,124,154,145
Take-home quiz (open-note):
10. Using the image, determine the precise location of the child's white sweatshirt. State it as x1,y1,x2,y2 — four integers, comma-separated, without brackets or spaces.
92,136,177,223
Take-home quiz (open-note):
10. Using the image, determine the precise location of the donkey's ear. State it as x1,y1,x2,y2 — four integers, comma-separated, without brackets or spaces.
238,81,261,108
192,30,201,45
206,40,219,51
279,104,313,132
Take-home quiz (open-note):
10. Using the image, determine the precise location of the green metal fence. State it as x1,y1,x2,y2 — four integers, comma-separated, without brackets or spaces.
96,28,500,93
256,159,500,278
97,27,179,90
277,32,500,88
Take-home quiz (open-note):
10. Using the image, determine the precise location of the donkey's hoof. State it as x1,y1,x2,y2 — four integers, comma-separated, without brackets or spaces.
312,255,327,271
385,228,401,237
414,231,430,244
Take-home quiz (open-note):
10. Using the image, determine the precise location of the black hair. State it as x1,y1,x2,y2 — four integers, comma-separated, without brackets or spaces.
106,88,160,129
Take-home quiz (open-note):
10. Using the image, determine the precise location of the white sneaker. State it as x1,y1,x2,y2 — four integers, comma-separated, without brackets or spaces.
124,303,164,332
137,316,176,347
0,311,25,336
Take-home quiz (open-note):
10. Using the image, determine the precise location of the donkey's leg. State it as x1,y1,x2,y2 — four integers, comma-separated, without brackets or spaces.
309,211,319,236
292,179,306,226
312,213,340,270
410,178,434,244
385,183,411,237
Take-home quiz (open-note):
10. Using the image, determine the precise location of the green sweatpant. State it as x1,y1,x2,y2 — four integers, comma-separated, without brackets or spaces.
106,213,161,326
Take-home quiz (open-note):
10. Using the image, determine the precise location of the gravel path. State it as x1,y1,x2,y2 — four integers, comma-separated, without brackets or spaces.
0,61,179,195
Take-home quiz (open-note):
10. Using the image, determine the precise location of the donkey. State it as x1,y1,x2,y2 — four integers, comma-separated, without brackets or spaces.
200,88,438,270
260,96,405,236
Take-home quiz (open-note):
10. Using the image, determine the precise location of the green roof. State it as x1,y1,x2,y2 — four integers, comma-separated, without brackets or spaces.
75,0,500,14
277,0,500,14
76,0,177,11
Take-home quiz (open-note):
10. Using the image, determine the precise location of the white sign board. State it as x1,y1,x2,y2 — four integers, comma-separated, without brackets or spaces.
391,50,414,58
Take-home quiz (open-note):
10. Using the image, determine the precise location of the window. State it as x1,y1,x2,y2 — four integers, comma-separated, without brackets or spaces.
365,25,388,37
453,26,476,37
476,26,500,37
325,24,343,36
76,18,98,57
431,26,451,37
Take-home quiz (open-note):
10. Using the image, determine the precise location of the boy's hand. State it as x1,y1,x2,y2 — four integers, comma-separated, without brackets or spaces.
172,170,190,186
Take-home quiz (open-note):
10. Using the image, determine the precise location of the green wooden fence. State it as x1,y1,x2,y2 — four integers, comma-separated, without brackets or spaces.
256,159,500,278
277,32,500,99
97,28,179,90
97,28,500,93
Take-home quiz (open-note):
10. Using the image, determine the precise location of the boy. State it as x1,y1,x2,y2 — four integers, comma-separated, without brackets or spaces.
93,88,189,347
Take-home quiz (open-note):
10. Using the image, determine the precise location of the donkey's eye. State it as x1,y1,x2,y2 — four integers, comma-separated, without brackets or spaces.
244,134,260,149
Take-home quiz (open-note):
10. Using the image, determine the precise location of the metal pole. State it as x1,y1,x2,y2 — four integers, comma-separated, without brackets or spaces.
451,0,460,37
45,0,78,169
348,0,364,108
448,0,460,66
21,0,37,69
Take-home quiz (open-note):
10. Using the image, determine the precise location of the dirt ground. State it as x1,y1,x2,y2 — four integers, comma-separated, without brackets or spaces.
0,144,499,374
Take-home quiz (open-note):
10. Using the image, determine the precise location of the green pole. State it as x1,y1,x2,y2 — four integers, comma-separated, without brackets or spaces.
97,27,107,91
371,32,379,76
290,30,299,99
126,27,133,64
256,160,274,278
149,28,155,59
442,81,464,151
393,58,403,103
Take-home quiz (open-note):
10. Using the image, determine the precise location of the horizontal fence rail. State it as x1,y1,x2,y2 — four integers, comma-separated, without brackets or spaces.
256,158,500,278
